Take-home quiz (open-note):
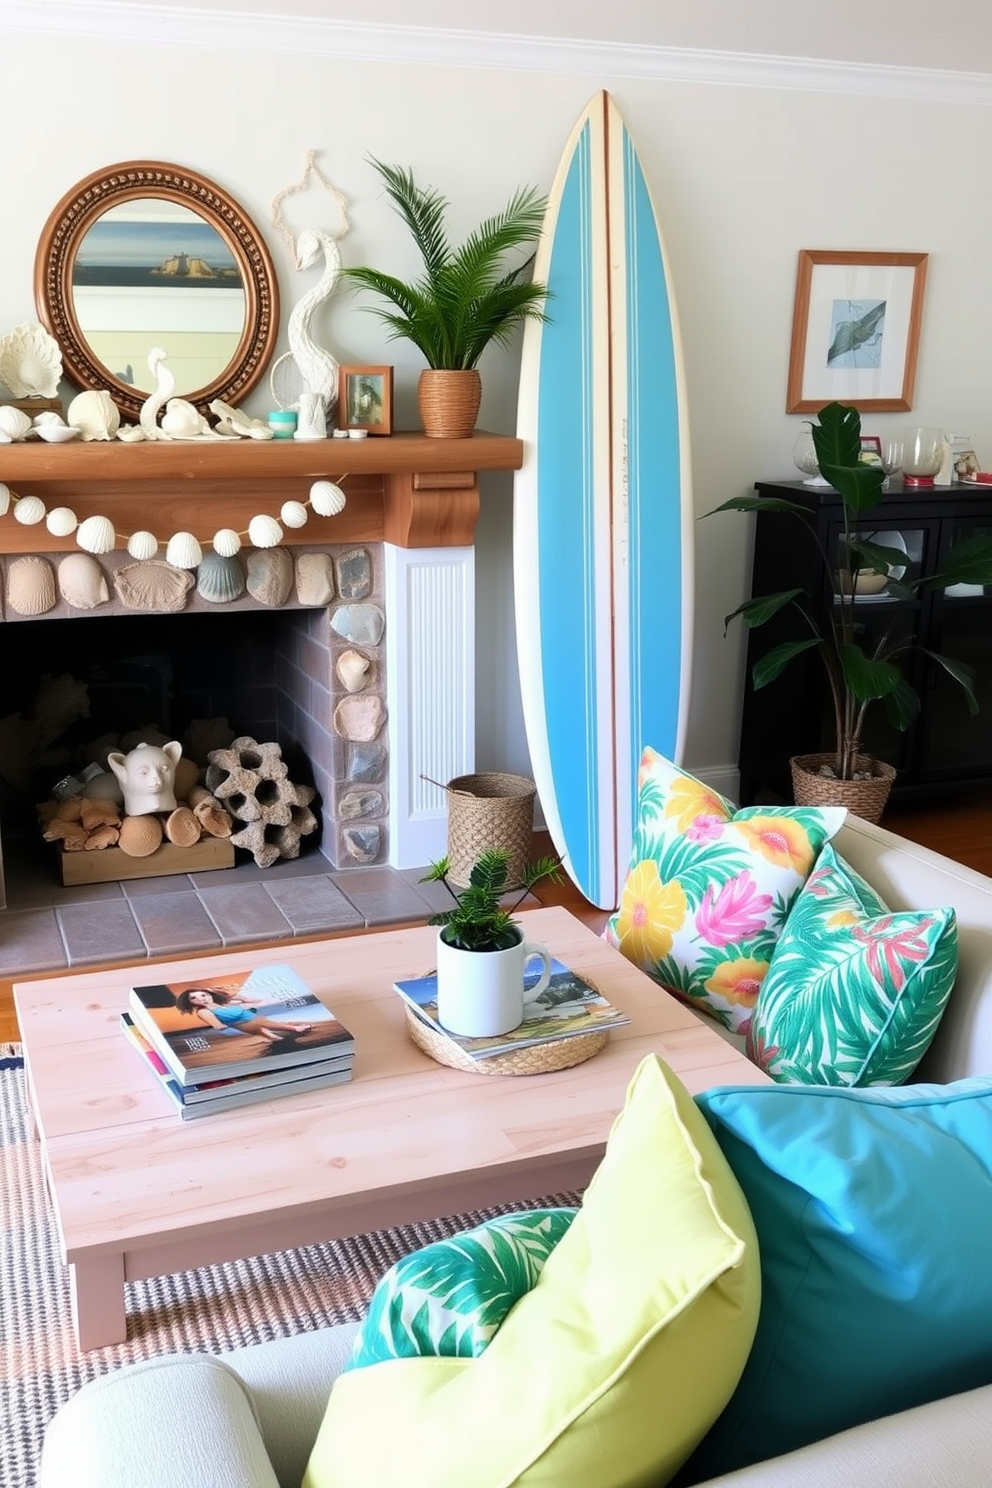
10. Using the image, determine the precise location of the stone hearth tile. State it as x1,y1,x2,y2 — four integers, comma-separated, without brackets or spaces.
196,883,294,945
262,876,365,934
57,899,146,967
130,891,223,957
0,909,68,978
187,851,333,888
329,868,436,928
122,873,199,898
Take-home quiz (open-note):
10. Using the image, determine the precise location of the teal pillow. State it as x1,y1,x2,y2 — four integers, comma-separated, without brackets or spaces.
746,843,957,1085
603,747,846,1032
345,1208,577,1370
685,1079,992,1480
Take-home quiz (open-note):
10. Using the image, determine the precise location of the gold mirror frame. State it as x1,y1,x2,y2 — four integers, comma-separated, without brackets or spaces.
34,160,280,423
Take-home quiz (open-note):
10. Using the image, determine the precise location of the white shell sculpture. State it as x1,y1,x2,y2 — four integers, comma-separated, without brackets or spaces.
248,514,283,548
58,553,110,610
76,514,117,554
116,423,147,443
0,322,62,397
68,389,120,441
160,398,211,440
34,422,80,444
212,528,242,557
165,531,203,568
13,495,46,525
310,480,346,516
127,530,159,560
0,484,9,515
46,506,78,537
0,405,33,441
280,500,309,529
209,399,273,441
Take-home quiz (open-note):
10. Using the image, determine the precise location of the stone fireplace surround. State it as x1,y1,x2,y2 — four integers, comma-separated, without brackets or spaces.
0,431,524,977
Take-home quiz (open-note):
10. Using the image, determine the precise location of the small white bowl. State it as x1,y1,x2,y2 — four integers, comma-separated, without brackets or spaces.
34,423,81,443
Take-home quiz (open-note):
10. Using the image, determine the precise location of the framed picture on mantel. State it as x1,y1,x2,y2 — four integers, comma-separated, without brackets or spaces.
786,249,928,414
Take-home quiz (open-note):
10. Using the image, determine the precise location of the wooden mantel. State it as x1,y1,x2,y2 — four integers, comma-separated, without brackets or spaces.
0,430,524,553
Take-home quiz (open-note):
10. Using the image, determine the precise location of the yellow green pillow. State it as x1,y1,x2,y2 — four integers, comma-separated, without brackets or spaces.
302,1055,760,1488
603,748,846,1033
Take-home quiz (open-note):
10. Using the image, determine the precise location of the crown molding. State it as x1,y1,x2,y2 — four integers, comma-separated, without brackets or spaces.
5,0,992,106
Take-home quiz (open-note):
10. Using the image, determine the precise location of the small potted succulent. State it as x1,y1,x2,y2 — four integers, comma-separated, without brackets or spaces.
340,159,550,438
421,849,562,1036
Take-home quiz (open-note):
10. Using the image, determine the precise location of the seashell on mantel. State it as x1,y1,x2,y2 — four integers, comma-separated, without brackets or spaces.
0,405,33,441
67,389,120,441
0,322,62,398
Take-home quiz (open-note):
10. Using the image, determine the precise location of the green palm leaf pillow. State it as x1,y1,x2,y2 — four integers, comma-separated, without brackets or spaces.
746,843,958,1085
345,1207,577,1370
603,748,846,1033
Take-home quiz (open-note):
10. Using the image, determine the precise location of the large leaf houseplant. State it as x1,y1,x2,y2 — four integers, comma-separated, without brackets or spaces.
711,400,992,810
340,159,549,437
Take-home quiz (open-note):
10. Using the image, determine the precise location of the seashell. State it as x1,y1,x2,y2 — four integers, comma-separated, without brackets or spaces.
8,556,57,615
127,530,158,560
118,814,164,856
209,399,273,441
46,506,78,537
76,514,116,554
164,531,203,568
248,513,283,548
114,560,194,612
310,480,347,516
160,398,209,439
0,322,62,397
33,411,63,426
116,423,147,443
67,389,120,441
337,648,374,693
0,484,9,515
197,551,245,603
295,551,335,606
13,495,46,525
280,500,309,529
0,406,33,441
212,528,241,557
34,422,80,443
58,553,109,609
246,547,293,606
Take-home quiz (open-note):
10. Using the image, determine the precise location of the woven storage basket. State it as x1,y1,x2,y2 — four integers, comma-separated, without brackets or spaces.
405,1006,606,1076
444,771,536,887
417,369,482,438
790,752,896,825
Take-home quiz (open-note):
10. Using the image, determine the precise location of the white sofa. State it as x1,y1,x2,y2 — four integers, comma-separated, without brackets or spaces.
39,814,992,1488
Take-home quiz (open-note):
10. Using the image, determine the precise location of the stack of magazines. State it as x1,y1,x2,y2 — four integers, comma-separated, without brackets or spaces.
393,957,631,1062
122,963,355,1119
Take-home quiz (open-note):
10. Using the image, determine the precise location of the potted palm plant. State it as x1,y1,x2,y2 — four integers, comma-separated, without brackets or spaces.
421,849,562,1036
340,159,550,437
711,400,992,819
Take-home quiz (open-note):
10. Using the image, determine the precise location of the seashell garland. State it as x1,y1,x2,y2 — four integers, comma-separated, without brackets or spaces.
164,531,203,569
127,530,158,560
13,495,46,525
76,514,116,554
46,506,78,537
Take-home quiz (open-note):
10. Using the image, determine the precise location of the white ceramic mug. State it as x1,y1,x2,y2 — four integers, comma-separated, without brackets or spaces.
435,933,553,1038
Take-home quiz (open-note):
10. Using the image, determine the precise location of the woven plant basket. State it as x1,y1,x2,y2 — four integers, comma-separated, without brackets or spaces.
444,771,536,887
790,752,897,825
418,369,482,438
405,1006,606,1076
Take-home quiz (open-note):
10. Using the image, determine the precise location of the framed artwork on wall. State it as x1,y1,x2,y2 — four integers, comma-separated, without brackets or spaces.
786,250,928,414
338,364,393,435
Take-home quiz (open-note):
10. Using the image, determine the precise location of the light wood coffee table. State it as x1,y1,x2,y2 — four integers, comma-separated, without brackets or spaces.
14,906,768,1351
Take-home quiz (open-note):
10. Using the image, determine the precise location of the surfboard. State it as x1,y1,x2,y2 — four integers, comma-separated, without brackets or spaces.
513,91,693,911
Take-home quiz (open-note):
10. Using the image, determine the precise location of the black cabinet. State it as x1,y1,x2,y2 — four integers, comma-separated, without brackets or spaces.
736,477,992,805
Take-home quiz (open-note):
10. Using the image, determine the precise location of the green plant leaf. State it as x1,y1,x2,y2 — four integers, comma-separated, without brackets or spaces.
838,644,903,702
752,638,822,688
922,650,980,713
723,589,807,632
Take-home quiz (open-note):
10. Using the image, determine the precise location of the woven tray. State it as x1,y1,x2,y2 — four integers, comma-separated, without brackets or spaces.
405,1006,607,1077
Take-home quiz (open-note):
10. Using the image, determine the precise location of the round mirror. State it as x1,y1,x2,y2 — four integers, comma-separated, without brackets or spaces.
35,161,279,423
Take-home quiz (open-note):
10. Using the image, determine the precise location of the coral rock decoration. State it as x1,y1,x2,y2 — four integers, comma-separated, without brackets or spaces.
205,735,318,867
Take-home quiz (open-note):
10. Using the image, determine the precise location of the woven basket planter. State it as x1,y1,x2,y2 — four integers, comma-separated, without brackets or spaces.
444,771,536,888
418,369,482,438
790,752,897,825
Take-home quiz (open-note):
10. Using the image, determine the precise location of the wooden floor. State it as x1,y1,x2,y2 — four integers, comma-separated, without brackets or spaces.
3,798,990,1045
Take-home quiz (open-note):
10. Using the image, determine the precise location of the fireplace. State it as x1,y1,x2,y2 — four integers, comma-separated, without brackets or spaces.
0,432,523,913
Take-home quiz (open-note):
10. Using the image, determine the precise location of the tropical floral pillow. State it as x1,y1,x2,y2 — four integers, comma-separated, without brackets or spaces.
345,1208,577,1371
746,843,957,1085
603,749,846,1033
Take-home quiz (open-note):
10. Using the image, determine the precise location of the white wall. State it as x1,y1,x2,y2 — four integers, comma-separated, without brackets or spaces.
4,23,992,799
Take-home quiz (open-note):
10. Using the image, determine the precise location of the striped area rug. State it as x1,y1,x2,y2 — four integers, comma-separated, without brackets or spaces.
0,1046,582,1488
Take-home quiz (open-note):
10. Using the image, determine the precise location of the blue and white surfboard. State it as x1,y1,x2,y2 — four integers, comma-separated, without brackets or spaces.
514,91,693,910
